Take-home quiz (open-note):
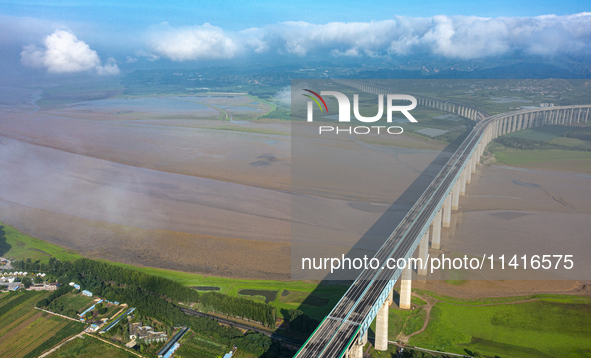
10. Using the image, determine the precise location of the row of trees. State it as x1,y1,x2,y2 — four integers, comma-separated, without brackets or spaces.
37,285,70,308
13,257,276,327
495,131,591,152
200,292,276,328
494,137,558,150
16,256,292,357
565,127,591,141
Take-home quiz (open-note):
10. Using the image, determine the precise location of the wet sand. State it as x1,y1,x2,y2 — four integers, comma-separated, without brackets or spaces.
0,102,448,279
438,164,591,281
2,91,589,284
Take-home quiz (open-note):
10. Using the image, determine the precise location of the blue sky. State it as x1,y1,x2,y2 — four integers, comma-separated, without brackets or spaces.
2,0,589,29
1,1,590,75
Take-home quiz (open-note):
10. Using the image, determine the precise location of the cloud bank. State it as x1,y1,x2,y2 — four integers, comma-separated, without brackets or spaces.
148,22,241,61
146,13,591,61
21,29,120,75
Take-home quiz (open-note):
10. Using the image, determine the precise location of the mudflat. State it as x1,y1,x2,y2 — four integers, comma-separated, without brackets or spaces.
0,100,448,279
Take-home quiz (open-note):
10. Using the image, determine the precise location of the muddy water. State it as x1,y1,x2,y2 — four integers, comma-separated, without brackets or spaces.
0,101,449,277
440,165,591,280
0,136,290,242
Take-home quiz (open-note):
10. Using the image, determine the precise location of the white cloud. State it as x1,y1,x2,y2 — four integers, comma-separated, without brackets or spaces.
142,13,591,61
148,22,240,61
21,29,119,75
96,57,120,75
261,14,591,59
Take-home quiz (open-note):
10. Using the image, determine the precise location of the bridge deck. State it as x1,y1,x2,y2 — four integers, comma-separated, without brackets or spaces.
295,114,497,358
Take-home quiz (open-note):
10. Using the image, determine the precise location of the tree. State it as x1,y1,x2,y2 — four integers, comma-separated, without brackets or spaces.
34,275,44,284
21,277,32,288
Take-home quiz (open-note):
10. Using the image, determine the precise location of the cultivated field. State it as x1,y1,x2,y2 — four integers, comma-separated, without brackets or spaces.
0,291,84,358
47,334,137,358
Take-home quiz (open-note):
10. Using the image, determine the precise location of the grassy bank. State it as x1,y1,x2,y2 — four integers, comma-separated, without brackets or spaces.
0,223,82,263
4,222,591,358
0,222,345,321
488,124,591,173
410,299,591,358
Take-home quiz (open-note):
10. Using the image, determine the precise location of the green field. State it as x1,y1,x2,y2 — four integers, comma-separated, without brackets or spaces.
504,125,574,141
409,298,591,358
52,293,95,314
488,124,591,173
47,334,137,358
96,260,348,321
365,292,591,358
175,333,232,358
0,223,82,263
494,148,591,164
0,291,85,358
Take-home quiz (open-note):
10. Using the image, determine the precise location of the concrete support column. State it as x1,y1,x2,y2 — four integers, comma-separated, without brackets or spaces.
442,192,452,228
465,160,472,184
375,300,389,351
431,209,442,250
527,113,533,128
399,265,412,310
511,116,517,132
349,331,367,358
459,167,467,195
451,180,460,211
517,114,523,130
418,229,429,276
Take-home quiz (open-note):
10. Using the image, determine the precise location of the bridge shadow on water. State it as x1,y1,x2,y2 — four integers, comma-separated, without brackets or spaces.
285,128,472,350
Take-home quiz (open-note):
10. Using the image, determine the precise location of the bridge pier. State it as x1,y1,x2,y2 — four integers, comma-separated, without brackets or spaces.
442,192,452,228
399,265,412,309
451,180,460,210
374,289,393,351
459,168,467,195
431,209,442,250
418,228,429,277
348,331,367,358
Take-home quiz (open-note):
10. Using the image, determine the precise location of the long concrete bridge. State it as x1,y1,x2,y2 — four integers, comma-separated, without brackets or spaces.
294,81,591,358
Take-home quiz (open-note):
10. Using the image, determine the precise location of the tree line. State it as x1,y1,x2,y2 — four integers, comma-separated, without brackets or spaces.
13,257,276,328
22,257,293,357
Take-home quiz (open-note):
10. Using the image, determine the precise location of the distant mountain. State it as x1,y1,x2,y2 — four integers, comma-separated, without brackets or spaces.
431,62,583,79
350,62,588,80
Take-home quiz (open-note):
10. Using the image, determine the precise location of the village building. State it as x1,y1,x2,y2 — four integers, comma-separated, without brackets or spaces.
129,322,168,343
